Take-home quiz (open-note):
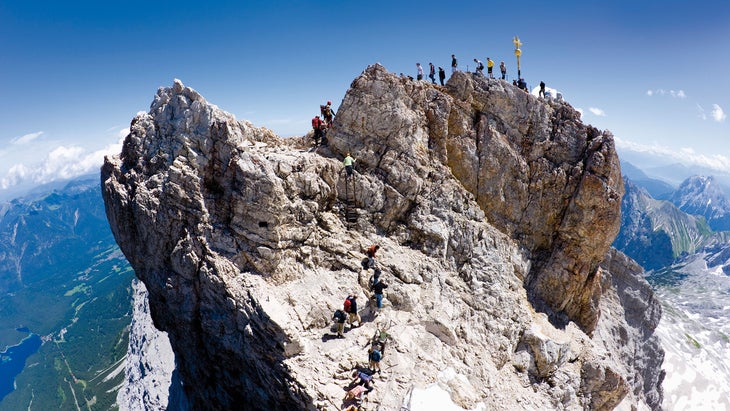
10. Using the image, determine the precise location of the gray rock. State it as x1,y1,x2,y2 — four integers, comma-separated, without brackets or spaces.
103,67,663,410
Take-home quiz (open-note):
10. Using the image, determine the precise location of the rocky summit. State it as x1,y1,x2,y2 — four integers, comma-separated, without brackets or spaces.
102,65,663,410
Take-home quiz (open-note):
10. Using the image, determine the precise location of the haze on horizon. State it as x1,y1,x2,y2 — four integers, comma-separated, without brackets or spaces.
1,0,728,200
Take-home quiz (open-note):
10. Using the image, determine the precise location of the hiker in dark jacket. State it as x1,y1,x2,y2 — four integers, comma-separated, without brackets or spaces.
372,281,388,311
346,294,361,327
438,67,446,85
333,309,347,338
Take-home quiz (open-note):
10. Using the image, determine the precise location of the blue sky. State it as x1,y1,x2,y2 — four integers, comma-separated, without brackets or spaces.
1,0,729,199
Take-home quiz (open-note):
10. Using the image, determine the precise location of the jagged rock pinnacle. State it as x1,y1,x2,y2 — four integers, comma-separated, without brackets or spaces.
103,71,662,410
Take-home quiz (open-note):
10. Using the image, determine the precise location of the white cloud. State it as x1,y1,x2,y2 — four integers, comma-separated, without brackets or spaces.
615,137,730,173
712,104,726,122
0,132,125,190
11,131,44,145
589,107,606,117
647,89,686,99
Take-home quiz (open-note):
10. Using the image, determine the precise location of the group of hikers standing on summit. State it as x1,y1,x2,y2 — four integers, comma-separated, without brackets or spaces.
311,100,335,146
416,52,546,95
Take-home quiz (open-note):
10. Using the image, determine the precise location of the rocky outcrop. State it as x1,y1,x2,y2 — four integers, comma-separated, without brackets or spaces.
117,279,189,411
102,67,662,410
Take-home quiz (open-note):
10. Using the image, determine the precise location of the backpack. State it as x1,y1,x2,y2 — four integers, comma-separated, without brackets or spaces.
324,106,332,117
370,349,382,362
333,309,346,322
344,297,352,313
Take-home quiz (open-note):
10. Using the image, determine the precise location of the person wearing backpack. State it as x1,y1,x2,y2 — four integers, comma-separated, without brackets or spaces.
345,294,361,328
311,115,323,145
372,280,388,311
428,62,436,84
438,67,446,86
473,58,484,75
368,343,383,373
323,100,335,125
333,309,347,338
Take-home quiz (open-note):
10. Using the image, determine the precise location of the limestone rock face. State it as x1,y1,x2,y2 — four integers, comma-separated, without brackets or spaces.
117,280,190,411
102,69,661,410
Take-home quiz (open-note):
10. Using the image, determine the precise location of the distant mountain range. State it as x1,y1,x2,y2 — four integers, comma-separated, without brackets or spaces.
615,163,730,409
0,177,133,410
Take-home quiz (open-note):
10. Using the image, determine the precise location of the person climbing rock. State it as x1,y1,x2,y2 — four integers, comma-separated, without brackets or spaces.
487,57,495,78
343,153,355,178
473,58,484,75
368,343,383,373
351,369,375,386
372,279,388,311
311,115,323,145
416,62,424,80
333,308,347,338
451,54,458,74
366,244,379,270
500,61,507,80
345,294,361,328
323,101,335,125
344,382,371,402
368,268,381,291
428,62,436,84
539,81,546,98
438,66,446,85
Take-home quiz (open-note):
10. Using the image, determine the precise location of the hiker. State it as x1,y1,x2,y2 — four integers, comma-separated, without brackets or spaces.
323,101,335,125
539,81,546,98
345,385,372,401
428,62,436,84
333,308,347,338
500,61,507,79
368,268,381,291
311,115,323,145
416,63,424,80
518,78,528,92
368,343,383,373
343,153,355,178
372,279,388,311
451,54,458,73
473,58,484,75
438,67,446,85
366,244,379,270
345,294,361,328
487,57,495,78
351,369,375,386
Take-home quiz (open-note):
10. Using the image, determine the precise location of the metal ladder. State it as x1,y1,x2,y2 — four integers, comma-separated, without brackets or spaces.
343,170,358,224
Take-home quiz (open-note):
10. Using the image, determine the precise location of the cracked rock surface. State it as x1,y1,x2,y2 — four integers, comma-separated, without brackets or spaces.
103,67,663,410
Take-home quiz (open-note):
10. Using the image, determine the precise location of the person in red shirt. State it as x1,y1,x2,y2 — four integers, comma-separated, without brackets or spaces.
311,115,323,145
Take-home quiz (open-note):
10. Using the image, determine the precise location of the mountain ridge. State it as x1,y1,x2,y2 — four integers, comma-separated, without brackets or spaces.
102,67,663,410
